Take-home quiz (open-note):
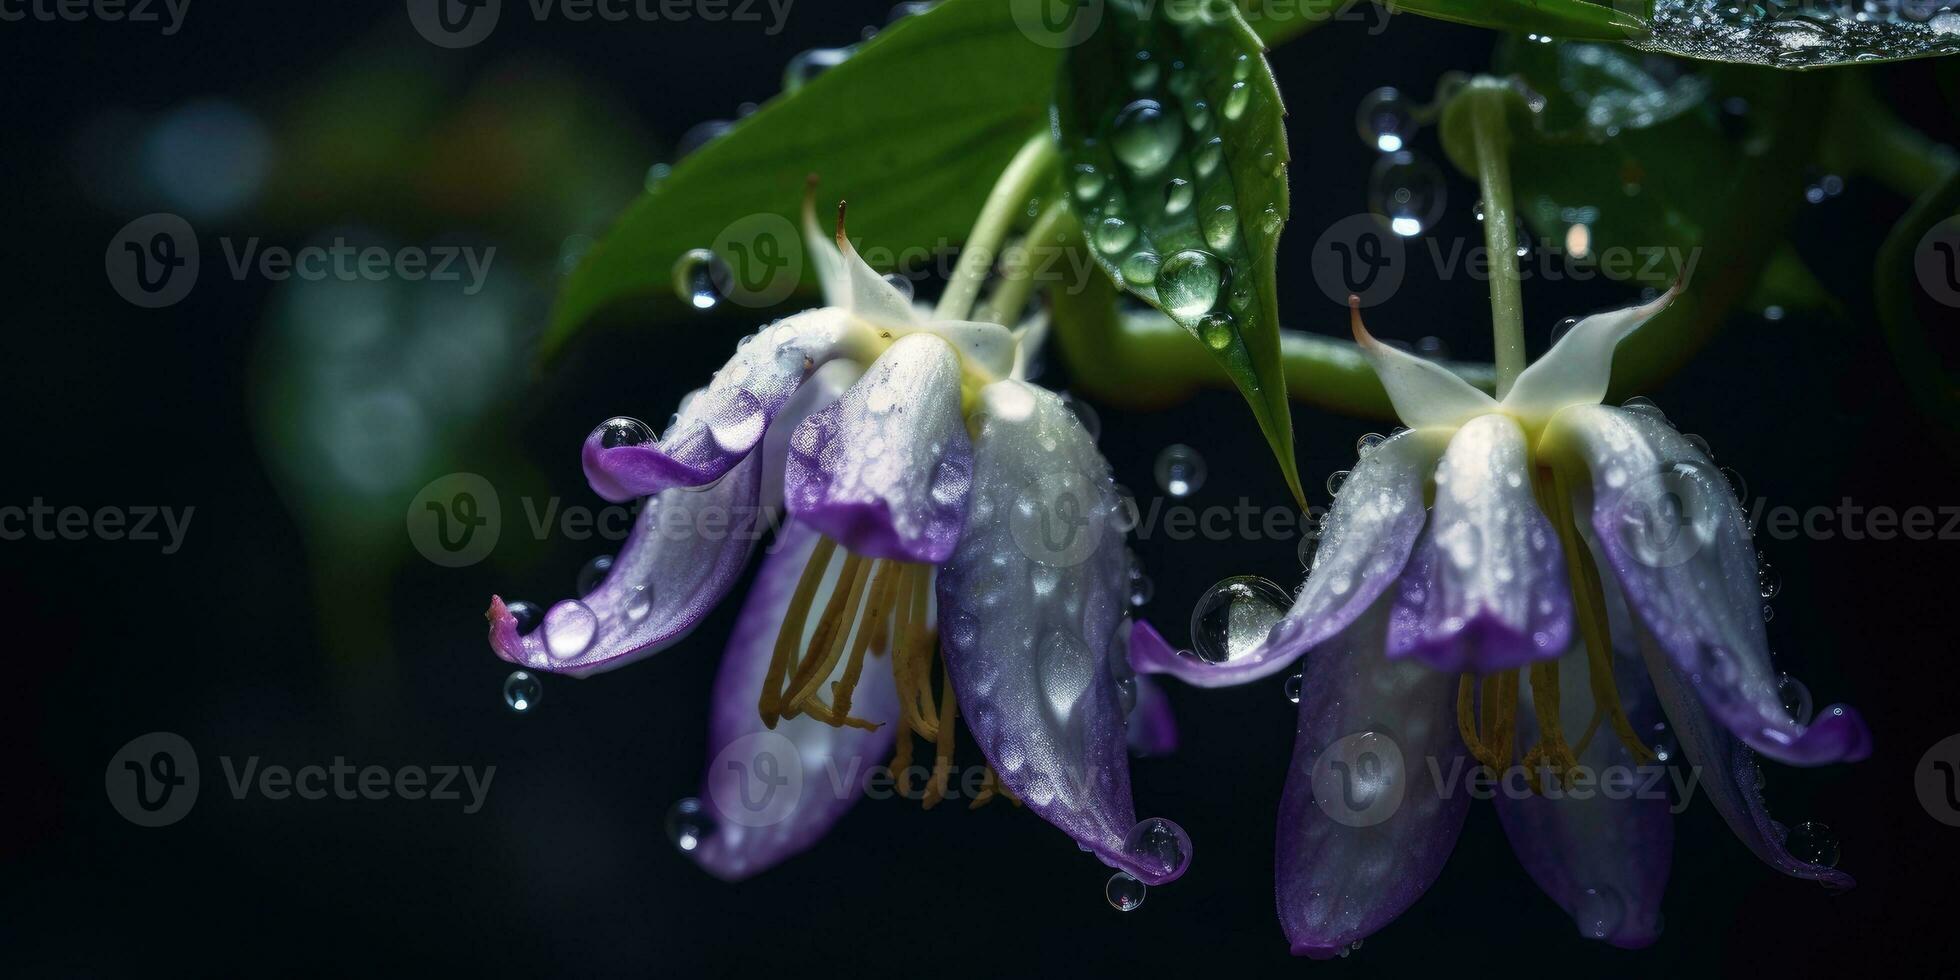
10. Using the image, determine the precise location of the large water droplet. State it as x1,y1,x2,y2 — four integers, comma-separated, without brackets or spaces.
667,797,715,852
1156,248,1226,320
1105,871,1147,911
1122,250,1162,286
1355,86,1416,153
543,601,599,661
1784,820,1839,867
1551,316,1581,346
1198,311,1234,351
1154,444,1207,498
503,670,542,712
1356,432,1387,458
1112,99,1181,176
1125,817,1191,878
1368,151,1445,237
1778,673,1814,724
1191,575,1290,664
1163,177,1194,216
1129,570,1155,607
1221,80,1251,121
596,416,654,449
1096,215,1137,254
1325,469,1350,497
577,555,613,597
1201,204,1238,251
1072,164,1107,202
505,600,544,636
784,46,853,93
673,249,727,310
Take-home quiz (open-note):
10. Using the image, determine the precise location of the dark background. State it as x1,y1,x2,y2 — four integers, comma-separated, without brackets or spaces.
5,2,1958,976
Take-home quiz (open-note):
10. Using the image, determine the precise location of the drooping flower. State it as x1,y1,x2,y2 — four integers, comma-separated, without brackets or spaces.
1132,288,1871,954
487,193,1190,886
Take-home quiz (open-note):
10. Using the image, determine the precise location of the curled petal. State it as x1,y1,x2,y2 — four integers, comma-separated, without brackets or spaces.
488,452,763,677
938,380,1190,884
1548,404,1871,765
1495,643,1672,948
1500,286,1679,429
785,334,973,564
1133,429,1445,687
690,520,898,881
1640,630,1855,890
1387,414,1571,672
1124,622,1179,757
582,308,856,502
1351,302,1497,429
1278,601,1471,957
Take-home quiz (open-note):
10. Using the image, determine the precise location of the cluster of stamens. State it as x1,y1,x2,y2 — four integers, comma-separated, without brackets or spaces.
756,536,1015,809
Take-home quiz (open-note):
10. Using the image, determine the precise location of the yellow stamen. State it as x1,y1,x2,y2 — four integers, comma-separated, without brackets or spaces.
759,536,838,728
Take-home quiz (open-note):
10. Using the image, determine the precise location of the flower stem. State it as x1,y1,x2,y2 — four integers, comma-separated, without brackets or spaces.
1462,85,1526,399
934,133,1057,322
976,197,1069,326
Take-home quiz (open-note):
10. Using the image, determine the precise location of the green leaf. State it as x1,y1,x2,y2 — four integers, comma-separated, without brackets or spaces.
542,0,1064,356
1392,0,1647,41
1055,0,1304,507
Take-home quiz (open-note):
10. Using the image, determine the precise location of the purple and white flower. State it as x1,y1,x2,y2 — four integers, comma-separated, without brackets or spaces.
1133,289,1872,954
487,197,1189,885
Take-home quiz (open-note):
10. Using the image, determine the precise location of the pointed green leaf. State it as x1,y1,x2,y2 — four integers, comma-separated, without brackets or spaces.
1055,0,1304,507
542,0,1065,357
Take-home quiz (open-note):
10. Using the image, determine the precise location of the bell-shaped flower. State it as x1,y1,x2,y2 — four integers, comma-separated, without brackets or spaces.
1133,288,1871,954
487,194,1190,886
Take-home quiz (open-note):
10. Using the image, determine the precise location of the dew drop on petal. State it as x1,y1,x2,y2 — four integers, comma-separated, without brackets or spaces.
1191,575,1290,664
1154,444,1207,498
1778,673,1814,725
666,797,715,852
1124,817,1191,878
1284,672,1304,704
1156,248,1227,321
577,555,613,597
503,670,542,713
1758,558,1782,599
1105,871,1147,912
1355,432,1387,458
1575,886,1626,941
543,600,599,660
882,273,915,302
596,416,654,448
505,600,544,636
1784,821,1839,868
1129,571,1155,607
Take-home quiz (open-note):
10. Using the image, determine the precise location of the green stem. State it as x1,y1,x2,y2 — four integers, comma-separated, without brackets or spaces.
933,133,1057,322
1824,71,1958,200
1463,85,1526,399
976,196,1068,326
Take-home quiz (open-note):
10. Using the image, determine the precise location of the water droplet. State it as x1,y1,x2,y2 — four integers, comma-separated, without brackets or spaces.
623,585,652,622
666,797,715,852
1221,80,1251,121
1620,395,1671,427
1758,559,1782,599
1156,249,1226,320
1129,571,1155,607
503,670,542,712
596,416,654,450
571,556,612,598
1326,469,1350,497
1124,817,1191,878
673,249,727,310
1575,886,1626,940
1073,164,1107,202
1762,604,1776,623
1355,86,1415,153
644,163,672,192
1784,820,1839,868
1201,204,1238,251
1296,528,1319,569
543,601,599,661
1112,99,1181,176
1096,215,1137,254
1163,178,1193,216
1356,432,1387,457
1284,672,1303,704
1198,311,1234,350
675,120,732,160
1105,871,1147,911
1190,575,1290,664
784,46,853,93
1154,444,1207,498
1368,151,1445,237
1128,52,1160,89
1061,392,1101,441
1193,136,1223,178
1778,673,1814,725
1549,316,1581,346
505,600,544,636
1121,250,1161,286
1683,433,1715,459
883,273,915,302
